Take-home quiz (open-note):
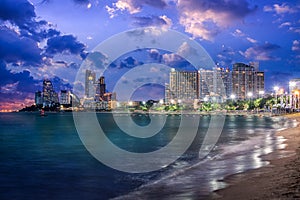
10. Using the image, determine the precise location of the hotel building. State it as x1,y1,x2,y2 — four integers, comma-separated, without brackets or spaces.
166,68,199,103
232,63,265,100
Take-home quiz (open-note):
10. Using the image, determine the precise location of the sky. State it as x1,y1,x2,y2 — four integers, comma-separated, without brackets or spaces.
0,0,300,111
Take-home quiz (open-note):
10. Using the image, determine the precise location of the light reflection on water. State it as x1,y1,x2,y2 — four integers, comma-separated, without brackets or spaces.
0,113,297,200
115,116,297,200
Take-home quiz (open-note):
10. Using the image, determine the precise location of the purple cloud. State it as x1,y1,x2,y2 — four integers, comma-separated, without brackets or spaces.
177,0,257,40
239,42,281,61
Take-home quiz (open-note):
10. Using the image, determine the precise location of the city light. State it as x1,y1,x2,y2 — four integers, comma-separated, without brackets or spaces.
274,86,279,92
289,81,296,87
247,92,253,98
128,101,133,106
159,99,164,104
170,99,175,104
230,94,236,99
203,97,209,102
178,99,182,104
142,101,146,105
259,91,265,95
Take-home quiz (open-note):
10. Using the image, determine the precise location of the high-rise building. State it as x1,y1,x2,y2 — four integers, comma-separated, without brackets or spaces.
95,76,106,101
199,69,214,99
215,67,232,99
35,91,43,105
255,71,265,96
60,90,71,105
232,63,264,100
198,68,227,102
85,70,96,98
43,80,59,106
232,63,255,100
166,68,199,103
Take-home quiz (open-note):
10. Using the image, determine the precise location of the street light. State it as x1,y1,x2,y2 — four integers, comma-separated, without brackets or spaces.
230,94,236,100
159,99,164,104
247,92,253,98
128,101,133,106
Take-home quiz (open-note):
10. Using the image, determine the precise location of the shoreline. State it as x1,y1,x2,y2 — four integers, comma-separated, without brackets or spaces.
211,113,300,199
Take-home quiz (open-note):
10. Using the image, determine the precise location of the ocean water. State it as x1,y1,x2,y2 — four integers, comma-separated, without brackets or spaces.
0,112,297,200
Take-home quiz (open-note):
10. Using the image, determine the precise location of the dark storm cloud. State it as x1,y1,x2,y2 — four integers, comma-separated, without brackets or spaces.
46,35,86,58
0,26,42,65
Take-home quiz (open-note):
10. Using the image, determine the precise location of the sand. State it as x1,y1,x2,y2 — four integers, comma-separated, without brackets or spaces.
212,113,300,200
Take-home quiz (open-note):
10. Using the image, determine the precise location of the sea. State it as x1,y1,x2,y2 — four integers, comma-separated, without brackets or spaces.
0,112,297,200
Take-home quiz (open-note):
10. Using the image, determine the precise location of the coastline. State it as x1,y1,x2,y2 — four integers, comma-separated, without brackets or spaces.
212,113,300,199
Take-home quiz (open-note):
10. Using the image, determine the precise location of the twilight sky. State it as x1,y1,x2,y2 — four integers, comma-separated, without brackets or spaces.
0,0,300,111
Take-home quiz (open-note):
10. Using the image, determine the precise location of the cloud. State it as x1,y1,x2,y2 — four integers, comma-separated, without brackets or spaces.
0,0,89,110
0,0,36,28
45,35,86,58
232,28,258,44
264,3,298,15
106,0,167,17
292,40,300,51
279,22,292,28
148,49,163,62
0,26,42,65
177,0,257,40
239,42,281,61
0,82,19,94
133,15,172,29
0,61,40,111
120,56,142,68
232,29,246,37
85,51,109,69
246,37,258,44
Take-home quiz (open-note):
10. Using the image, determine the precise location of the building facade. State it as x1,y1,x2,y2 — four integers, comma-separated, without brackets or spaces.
42,80,59,106
60,90,71,105
35,91,43,105
95,76,106,101
85,69,96,98
198,68,228,102
166,68,199,103
232,63,264,100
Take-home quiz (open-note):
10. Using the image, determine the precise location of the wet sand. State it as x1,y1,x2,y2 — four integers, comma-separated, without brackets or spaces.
212,113,300,200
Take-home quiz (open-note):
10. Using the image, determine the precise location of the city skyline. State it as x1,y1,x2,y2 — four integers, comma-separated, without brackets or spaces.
1,0,300,111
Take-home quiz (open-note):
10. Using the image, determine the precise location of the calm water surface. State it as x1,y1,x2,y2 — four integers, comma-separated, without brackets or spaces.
0,112,296,200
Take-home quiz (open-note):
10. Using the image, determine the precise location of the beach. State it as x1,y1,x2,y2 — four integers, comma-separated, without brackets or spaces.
213,113,300,200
